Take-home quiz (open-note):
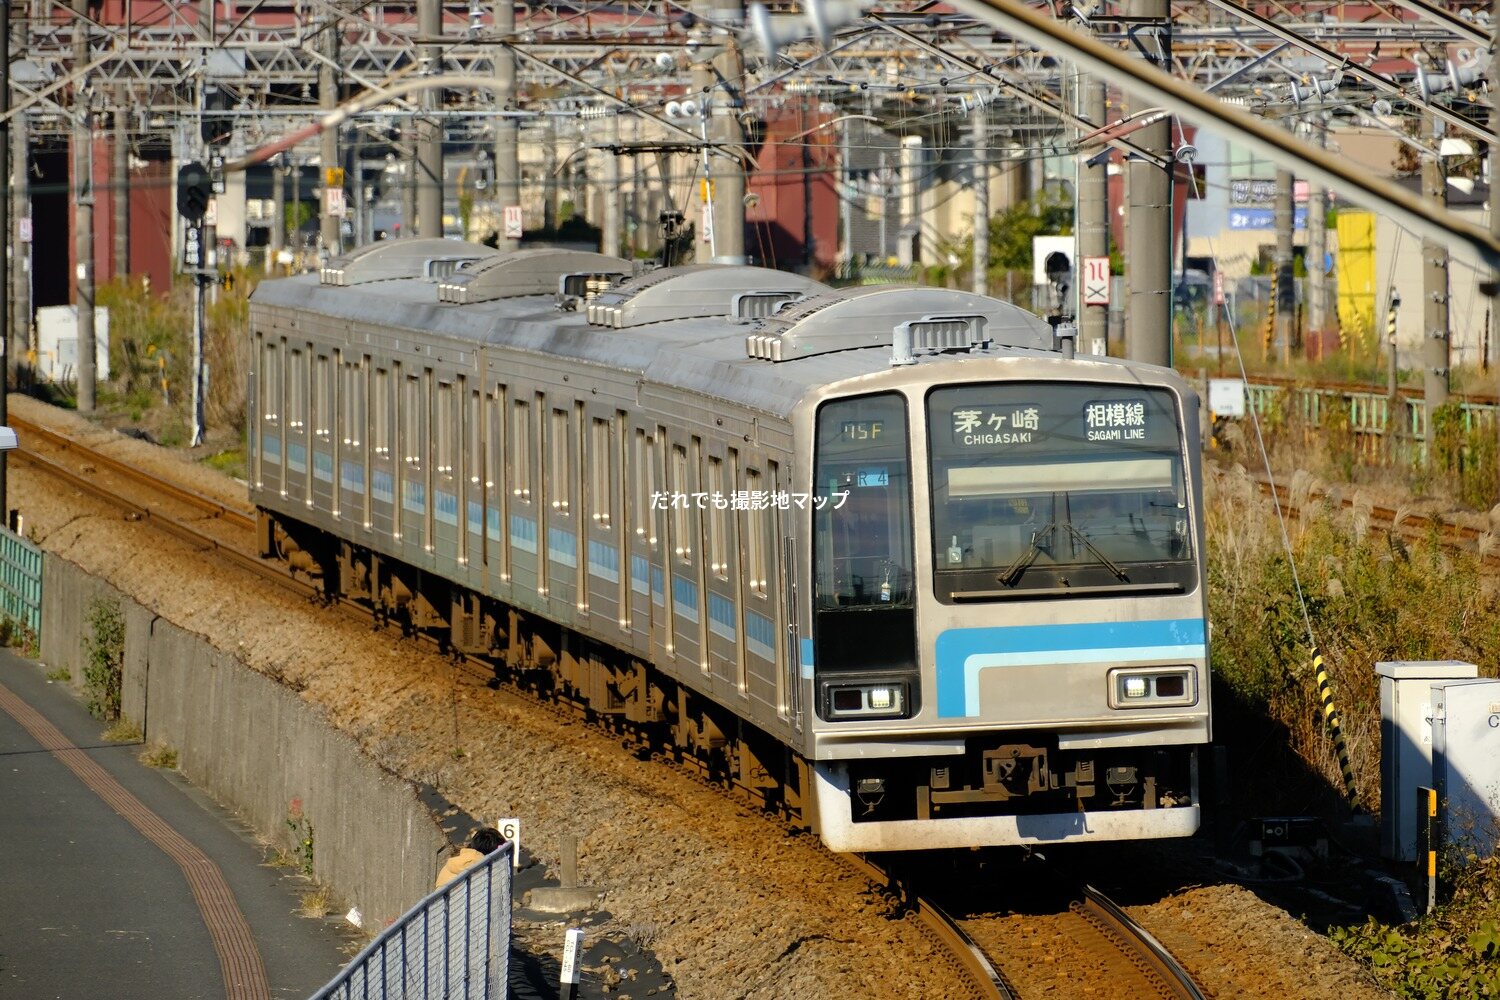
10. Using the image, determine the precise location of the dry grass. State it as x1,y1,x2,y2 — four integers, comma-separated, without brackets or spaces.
138,741,178,769
101,718,143,743
299,885,334,919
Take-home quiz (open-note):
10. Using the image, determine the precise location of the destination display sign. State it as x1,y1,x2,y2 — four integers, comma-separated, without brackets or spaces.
947,396,1156,449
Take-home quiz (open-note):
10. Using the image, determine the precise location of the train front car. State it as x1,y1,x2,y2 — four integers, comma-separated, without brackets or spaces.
797,353,1208,852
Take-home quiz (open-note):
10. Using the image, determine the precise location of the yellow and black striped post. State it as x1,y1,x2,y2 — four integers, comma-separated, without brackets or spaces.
1263,271,1278,359
1417,785,1438,913
1313,649,1359,808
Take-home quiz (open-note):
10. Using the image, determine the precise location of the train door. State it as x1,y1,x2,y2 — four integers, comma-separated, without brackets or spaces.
431,376,461,566
703,445,742,691
462,381,486,588
370,365,396,538
310,351,336,515
741,461,779,713
665,434,704,672
627,425,658,660
286,346,310,505
773,459,802,732
255,335,283,497
507,395,538,601
583,410,624,632
398,369,428,553
485,384,509,601
541,400,580,620
339,355,369,529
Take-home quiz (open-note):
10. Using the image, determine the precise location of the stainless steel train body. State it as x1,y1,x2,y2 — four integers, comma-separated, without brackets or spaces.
249,241,1210,852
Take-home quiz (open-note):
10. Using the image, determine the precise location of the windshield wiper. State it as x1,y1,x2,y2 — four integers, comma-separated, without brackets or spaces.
997,523,1056,586
1062,522,1129,581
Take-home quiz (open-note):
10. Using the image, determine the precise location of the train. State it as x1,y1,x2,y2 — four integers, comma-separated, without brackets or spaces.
248,239,1210,852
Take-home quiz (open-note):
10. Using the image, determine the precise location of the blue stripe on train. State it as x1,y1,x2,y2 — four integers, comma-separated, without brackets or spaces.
708,593,736,642
672,576,698,623
510,514,537,553
745,611,775,662
588,541,620,584
548,527,577,568
933,618,1208,719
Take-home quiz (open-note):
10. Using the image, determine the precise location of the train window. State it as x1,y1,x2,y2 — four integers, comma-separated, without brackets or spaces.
813,393,913,609
707,456,727,579
925,382,1192,600
551,409,571,514
745,468,767,598
631,429,650,543
468,388,484,487
373,368,391,456
670,444,690,563
436,381,455,478
512,399,531,501
288,350,306,430
591,418,611,528
313,355,332,440
402,375,423,469
262,342,280,423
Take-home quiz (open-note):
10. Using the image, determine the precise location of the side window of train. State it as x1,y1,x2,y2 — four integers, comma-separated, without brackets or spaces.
669,444,689,563
313,354,332,441
551,408,571,514
436,380,456,478
288,349,306,430
512,399,531,501
708,456,727,580
403,375,423,469
468,386,483,487
591,418,611,528
745,467,767,598
373,367,391,457
262,341,280,423
632,428,654,546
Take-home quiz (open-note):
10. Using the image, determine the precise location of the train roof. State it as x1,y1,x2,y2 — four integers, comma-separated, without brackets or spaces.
252,251,1175,421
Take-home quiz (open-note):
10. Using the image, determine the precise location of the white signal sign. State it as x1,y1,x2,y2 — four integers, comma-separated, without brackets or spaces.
1082,256,1111,306
324,186,346,218
503,205,523,239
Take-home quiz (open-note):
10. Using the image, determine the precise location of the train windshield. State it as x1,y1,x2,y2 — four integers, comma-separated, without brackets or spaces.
927,382,1194,602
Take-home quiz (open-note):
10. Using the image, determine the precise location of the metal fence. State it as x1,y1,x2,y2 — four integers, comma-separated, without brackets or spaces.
310,843,513,1000
0,526,42,637
1243,380,1500,458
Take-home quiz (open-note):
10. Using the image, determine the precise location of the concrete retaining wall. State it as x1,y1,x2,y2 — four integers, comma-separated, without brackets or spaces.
39,554,447,927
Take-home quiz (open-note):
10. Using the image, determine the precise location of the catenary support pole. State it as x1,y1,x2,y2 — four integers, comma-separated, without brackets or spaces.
602,111,621,258
73,0,95,413
1125,0,1171,366
416,0,443,238
319,20,341,254
1422,114,1450,456
707,0,746,263
1273,166,1295,362
972,106,989,296
13,89,29,367
269,158,285,271
1077,71,1107,355
113,88,128,279
0,0,9,515
492,0,519,251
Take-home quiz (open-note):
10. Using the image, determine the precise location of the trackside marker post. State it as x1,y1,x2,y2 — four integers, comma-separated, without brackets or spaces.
560,926,584,999
497,817,521,870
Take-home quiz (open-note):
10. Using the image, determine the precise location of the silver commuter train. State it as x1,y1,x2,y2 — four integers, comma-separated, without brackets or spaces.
248,240,1210,852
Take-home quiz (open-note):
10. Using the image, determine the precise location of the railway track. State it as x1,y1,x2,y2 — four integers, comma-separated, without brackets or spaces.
1066,885,1206,1000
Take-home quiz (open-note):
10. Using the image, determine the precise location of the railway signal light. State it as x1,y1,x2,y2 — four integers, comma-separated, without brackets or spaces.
177,162,212,223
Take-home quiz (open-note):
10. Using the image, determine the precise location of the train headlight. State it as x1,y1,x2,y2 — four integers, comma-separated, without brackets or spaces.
1108,667,1198,709
824,681,908,719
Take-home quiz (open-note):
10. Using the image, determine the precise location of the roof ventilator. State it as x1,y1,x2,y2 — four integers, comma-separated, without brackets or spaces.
319,238,500,286
891,315,990,366
731,290,808,321
557,271,631,311
584,265,827,329
437,249,632,304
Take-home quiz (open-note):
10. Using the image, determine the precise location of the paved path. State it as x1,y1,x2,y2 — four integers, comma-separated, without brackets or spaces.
0,650,348,999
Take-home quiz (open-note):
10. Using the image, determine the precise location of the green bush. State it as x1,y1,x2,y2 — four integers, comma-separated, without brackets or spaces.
82,597,125,721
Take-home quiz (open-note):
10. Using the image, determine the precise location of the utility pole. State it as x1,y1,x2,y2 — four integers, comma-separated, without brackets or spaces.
972,106,989,296
493,0,519,251
542,118,557,232
113,89,129,279
702,0,746,264
602,112,622,258
319,20,341,254
1125,0,1171,366
1305,123,1328,344
1077,73,1108,355
73,0,96,413
13,64,29,369
269,157,285,271
1422,113,1450,453
1,0,9,516
1273,166,1295,362
1493,0,1499,465
416,0,443,238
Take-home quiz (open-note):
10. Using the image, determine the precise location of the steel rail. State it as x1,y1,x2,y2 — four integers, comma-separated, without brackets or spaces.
945,0,1500,269
1078,885,1208,1000
10,416,255,531
841,854,1014,1000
